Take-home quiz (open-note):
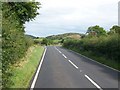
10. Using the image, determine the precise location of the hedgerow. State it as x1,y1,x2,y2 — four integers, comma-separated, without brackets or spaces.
2,2,40,88
63,34,119,63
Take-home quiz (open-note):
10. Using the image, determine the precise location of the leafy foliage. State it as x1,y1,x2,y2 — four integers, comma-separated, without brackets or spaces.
63,26,119,66
2,2,40,88
41,38,53,45
108,25,120,35
4,2,40,24
86,25,107,37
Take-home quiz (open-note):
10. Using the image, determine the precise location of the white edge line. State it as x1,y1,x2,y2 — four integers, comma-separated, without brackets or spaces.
85,75,103,90
68,60,79,69
30,47,47,89
69,49,120,72
62,54,67,59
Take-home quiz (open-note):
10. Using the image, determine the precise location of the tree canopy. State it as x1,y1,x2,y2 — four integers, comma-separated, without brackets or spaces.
3,2,40,24
86,25,107,37
109,25,120,35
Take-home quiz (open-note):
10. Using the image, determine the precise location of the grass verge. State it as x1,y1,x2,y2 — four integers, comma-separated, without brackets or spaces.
10,45,44,88
65,47,120,71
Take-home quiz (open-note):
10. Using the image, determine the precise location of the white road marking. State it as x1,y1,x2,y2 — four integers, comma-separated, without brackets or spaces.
54,47,58,50
68,60,79,69
62,54,67,59
85,75,103,90
69,49,120,72
56,48,59,52
55,47,62,53
59,51,62,54
30,47,47,89
55,47,62,54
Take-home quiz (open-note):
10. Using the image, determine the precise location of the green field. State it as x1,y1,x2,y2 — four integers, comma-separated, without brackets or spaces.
10,45,44,88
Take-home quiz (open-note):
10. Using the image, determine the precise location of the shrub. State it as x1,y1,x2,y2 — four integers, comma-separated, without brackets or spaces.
63,34,119,63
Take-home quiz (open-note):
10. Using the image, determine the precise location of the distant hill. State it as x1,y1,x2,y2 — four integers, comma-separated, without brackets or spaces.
25,34,37,39
46,33,84,40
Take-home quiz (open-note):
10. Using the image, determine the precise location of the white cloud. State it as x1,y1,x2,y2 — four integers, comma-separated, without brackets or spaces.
25,0,119,37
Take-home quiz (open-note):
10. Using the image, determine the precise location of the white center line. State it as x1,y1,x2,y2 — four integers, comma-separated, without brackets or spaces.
62,54,67,59
85,75,103,90
54,46,57,49
56,48,59,52
59,51,62,54
55,47,63,54
54,47,58,50
68,60,79,69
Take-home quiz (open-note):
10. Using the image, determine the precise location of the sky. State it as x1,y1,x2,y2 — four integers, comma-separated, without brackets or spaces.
25,0,119,37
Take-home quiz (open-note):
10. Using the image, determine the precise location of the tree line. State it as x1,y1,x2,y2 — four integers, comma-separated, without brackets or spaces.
63,25,120,68
2,2,40,88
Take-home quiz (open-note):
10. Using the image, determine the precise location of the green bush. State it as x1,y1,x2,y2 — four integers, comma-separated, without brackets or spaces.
2,2,40,88
63,34,119,63
34,39,40,44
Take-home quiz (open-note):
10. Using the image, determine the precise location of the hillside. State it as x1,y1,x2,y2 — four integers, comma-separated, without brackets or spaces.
46,33,84,40
25,34,37,39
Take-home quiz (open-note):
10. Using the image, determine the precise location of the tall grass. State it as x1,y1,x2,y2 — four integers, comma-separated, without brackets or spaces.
10,45,44,88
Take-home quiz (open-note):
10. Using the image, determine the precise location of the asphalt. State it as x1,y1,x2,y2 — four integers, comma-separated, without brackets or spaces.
33,46,119,89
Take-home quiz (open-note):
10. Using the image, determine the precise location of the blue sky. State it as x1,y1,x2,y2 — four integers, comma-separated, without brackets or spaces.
25,0,119,37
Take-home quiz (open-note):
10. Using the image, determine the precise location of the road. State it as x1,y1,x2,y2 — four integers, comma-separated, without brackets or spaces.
31,46,119,89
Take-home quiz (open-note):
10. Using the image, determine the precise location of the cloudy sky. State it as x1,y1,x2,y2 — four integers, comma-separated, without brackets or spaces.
25,0,119,37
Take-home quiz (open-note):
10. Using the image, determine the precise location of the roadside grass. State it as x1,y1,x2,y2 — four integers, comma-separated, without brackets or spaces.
10,45,44,88
67,47,120,71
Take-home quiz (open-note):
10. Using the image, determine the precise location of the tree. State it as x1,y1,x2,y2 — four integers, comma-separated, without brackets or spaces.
108,25,120,35
60,39,64,43
4,2,40,24
86,25,107,37
2,2,40,88
41,38,48,45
